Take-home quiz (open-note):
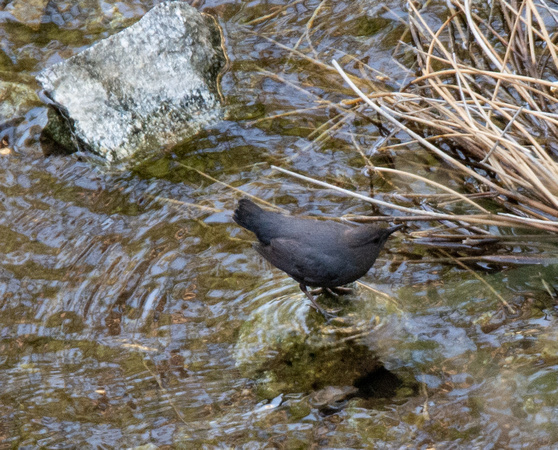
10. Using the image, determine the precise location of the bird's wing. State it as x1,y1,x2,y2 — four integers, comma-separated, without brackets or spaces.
255,238,342,286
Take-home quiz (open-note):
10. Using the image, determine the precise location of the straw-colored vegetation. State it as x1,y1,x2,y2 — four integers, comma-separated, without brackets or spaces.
332,0,558,234
251,0,558,241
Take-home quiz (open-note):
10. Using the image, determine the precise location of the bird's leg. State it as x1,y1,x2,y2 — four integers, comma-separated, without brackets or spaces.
299,284,335,321
309,287,324,295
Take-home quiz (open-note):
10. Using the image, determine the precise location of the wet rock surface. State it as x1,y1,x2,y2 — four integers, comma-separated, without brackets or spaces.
37,1,226,164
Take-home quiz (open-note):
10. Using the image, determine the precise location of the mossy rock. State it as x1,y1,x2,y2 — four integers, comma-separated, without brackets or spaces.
234,291,387,399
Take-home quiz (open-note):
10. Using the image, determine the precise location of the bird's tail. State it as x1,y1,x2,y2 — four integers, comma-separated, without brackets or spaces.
233,199,266,233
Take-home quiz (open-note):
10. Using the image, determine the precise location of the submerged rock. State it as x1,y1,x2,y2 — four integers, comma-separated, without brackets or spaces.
310,385,359,407
37,1,226,164
0,81,41,125
5,0,48,30
233,290,389,399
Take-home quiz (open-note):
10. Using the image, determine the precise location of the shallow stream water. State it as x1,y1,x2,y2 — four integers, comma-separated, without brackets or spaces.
1,0,558,447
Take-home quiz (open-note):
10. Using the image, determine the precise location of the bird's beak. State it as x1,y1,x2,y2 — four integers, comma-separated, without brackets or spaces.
387,224,404,235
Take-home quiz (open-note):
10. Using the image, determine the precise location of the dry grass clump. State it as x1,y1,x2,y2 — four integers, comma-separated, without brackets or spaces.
329,0,558,233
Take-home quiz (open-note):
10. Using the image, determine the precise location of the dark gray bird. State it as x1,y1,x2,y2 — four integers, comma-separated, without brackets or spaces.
233,199,403,318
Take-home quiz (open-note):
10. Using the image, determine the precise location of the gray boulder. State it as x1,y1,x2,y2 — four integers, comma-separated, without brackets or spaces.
37,1,226,163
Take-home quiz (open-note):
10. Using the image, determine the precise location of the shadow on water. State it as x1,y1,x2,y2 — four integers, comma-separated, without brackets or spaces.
0,0,558,447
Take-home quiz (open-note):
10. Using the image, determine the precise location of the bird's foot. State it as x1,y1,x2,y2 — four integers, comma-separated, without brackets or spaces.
308,296,340,322
309,304,344,323
309,286,354,297
300,284,341,322
309,287,324,296
329,286,354,295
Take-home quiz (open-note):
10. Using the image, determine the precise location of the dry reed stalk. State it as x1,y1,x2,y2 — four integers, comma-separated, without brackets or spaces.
326,0,558,233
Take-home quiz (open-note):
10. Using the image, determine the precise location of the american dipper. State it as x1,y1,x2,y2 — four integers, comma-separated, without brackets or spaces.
233,199,403,318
